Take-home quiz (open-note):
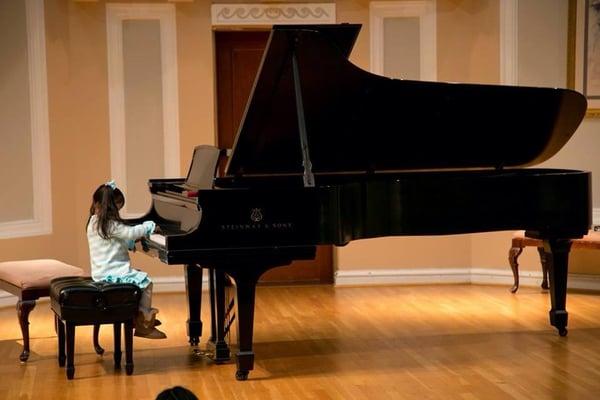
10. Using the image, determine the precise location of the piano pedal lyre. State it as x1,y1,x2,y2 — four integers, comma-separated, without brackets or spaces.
224,292,236,340
204,277,235,364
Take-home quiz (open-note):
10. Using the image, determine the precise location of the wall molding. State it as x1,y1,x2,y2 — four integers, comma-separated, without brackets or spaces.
0,0,52,239
0,291,21,309
152,275,198,293
594,207,600,225
0,269,599,309
369,0,436,80
500,0,519,85
0,275,202,308
211,3,336,26
334,267,600,291
335,268,470,286
106,4,181,218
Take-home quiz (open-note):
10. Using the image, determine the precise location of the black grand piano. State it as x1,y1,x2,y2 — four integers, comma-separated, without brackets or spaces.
130,24,591,380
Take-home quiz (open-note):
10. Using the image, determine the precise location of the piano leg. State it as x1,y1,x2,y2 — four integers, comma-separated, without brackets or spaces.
184,264,203,346
537,247,550,290
208,268,217,342
543,239,572,337
207,268,231,362
227,268,263,381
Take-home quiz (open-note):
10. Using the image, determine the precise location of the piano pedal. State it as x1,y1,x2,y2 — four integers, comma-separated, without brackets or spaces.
192,347,212,358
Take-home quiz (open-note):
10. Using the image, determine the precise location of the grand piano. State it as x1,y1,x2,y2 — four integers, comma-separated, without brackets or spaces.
130,24,591,380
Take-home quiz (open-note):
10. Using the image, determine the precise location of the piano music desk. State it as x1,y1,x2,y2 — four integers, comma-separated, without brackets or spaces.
508,230,600,293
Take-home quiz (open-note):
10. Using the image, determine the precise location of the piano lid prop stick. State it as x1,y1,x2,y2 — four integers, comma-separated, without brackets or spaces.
291,37,315,188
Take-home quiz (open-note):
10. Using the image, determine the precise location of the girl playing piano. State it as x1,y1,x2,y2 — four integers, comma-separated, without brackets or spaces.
86,180,167,339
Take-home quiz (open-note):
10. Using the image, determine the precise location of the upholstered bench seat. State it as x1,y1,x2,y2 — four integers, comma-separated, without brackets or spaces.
508,230,600,293
50,277,140,379
0,259,83,290
0,259,84,361
51,277,140,323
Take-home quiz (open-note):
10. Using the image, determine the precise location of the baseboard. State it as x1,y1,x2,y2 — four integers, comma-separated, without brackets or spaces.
0,291,17,308
334,268,471,286
470,268,542,287
0,269,598,309
335,268,600,291
152,276,187,293
0,275,206,309
152,275,209,293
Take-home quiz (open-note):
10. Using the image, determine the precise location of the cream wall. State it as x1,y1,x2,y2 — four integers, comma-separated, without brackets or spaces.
0,0,215,277
337,0,501,272
1,0,599,279
517,0,568,88
437,0,499,84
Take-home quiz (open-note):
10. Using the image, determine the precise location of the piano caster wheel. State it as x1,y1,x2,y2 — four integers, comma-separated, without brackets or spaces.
94,344,105,356
559,328,568,337
235,370,249,381
189,337,200,347
125,363,134,375
19,350,30,363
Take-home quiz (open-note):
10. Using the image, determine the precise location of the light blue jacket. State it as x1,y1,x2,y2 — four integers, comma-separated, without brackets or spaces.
87,215,155,289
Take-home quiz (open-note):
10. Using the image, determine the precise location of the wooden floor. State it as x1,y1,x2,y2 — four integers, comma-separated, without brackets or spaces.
1,284,600,399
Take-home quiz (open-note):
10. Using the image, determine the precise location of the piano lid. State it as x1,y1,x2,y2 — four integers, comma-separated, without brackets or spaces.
225,24,587,178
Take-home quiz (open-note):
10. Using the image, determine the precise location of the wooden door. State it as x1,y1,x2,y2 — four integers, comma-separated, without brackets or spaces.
215,30,333,284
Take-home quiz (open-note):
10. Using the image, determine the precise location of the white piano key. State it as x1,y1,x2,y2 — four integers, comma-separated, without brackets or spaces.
149,234,166,246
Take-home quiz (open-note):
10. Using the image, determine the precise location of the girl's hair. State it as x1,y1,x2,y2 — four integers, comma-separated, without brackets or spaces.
87,184,125,239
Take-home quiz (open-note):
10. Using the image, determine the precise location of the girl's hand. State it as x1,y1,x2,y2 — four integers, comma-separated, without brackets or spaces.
142,221,156,237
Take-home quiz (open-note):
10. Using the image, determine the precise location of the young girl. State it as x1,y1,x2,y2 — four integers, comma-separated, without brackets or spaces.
86,180,166,339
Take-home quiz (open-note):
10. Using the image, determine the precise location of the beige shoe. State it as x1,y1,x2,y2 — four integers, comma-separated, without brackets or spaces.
134,310,167,339
134,325,167,339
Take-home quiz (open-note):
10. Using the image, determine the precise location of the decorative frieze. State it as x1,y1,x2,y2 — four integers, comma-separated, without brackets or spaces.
212,3,336,25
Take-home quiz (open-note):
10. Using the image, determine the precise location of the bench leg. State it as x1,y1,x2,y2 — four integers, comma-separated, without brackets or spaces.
66,322,75,379
113,323,122,369
124,319,134,375
508,246,523,293
57,316,65,367
93,324,104,355
537,247,550,290
17,300,36,362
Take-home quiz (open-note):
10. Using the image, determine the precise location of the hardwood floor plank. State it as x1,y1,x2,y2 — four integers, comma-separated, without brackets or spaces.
0,285,599,399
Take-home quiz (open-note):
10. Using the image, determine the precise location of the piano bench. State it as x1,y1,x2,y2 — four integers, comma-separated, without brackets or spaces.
508,230,600,293
50,277,140,380
0,259,93,362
